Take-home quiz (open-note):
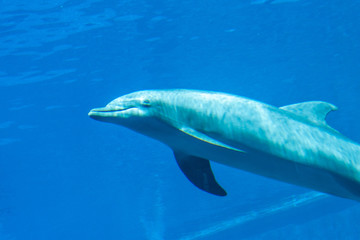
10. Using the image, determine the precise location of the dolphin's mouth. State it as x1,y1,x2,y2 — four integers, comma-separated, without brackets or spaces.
88,106,136,120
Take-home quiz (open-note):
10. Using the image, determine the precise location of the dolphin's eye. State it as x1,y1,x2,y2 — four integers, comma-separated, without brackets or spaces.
141,99,151,107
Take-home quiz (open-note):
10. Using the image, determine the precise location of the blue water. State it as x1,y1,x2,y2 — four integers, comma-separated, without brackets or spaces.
1,0,360,239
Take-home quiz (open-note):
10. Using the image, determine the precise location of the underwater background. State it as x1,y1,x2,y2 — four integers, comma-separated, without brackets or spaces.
1,0,360,239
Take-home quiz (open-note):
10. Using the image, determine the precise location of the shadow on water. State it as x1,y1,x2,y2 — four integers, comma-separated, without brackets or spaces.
178,192,357,239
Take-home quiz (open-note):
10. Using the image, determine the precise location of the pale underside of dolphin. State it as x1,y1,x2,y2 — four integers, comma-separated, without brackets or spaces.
89,89,360,202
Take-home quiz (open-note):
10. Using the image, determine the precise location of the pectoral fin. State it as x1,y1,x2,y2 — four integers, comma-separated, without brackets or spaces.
179,127,245,153
174,151,227,196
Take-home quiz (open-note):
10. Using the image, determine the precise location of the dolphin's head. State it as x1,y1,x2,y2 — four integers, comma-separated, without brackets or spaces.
88,90,180,140
88,90,160,124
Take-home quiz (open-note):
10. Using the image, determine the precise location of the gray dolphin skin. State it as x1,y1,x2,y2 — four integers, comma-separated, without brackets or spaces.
89,89,360,201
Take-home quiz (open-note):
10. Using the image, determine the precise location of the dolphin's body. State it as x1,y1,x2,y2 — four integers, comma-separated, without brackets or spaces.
89,89,360,201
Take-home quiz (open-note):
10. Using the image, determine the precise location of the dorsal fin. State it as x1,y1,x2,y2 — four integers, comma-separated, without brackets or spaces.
280,101,338,132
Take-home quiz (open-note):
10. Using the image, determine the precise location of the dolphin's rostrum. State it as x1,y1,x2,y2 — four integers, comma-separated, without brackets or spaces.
89,89,360,201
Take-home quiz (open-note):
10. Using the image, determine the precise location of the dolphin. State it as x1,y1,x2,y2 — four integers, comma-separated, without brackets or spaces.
89,89,360,201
